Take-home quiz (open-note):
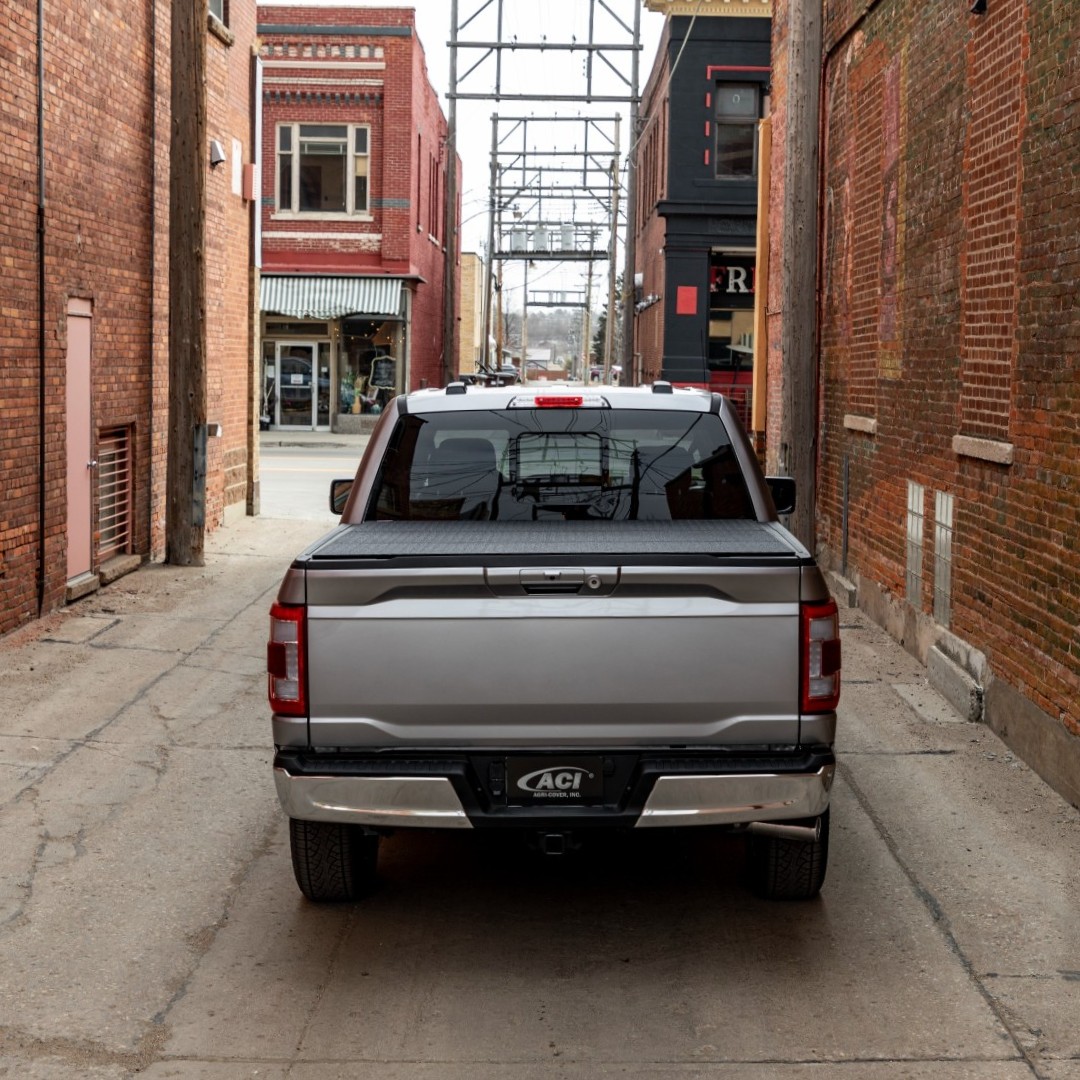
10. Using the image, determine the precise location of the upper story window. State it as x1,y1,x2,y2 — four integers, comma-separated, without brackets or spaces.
276,124,370,215
714,84,760,179
209,0,226,24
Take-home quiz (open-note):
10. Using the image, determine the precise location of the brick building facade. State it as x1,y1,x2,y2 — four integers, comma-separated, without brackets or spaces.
1,0,257,638
769,0,1079,806
255,5,458,432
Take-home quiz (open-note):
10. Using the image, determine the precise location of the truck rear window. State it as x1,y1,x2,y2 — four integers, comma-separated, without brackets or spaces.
368,409,755,522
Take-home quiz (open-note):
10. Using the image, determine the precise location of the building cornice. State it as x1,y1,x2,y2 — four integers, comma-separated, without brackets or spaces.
644,0,770,16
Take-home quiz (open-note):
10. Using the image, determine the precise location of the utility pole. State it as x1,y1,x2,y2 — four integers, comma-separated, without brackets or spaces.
495,261,504,366
481,113,498,371
620,0,641,384
603,117,621,383
778,0,823,548
521,259,530,375
442,0,461,386
166,0,208,566
583,256,594,380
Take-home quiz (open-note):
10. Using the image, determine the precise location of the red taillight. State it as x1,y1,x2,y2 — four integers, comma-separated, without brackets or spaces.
801,599,841,714
268,602,306,716
535,395,583,408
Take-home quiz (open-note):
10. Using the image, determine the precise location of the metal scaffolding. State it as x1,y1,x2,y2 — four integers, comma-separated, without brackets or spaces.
443,0,641,379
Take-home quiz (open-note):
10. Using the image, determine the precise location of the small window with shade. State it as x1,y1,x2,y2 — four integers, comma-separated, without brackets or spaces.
714,84,760,179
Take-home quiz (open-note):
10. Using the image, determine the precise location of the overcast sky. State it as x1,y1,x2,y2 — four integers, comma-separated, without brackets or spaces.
401,1,667,243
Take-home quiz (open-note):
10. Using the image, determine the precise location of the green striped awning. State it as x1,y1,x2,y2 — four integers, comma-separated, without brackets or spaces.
259,276,403,319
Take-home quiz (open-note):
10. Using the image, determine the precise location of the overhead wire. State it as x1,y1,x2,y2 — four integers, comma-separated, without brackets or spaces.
625,0,706,169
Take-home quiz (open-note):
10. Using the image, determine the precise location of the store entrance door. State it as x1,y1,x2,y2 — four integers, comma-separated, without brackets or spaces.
273,342,330,429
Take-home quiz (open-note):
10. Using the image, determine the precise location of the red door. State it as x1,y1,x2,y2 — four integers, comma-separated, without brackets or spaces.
66,301,93,581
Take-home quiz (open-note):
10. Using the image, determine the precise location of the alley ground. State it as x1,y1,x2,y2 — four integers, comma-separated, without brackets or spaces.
0,442,1078,1079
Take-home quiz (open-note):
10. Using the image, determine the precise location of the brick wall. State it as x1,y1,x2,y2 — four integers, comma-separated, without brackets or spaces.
407,22,452,388
1,0,157,635
205,0,258,523
0,0,43,631
257,5,455,390
770,0,1079,787
634,19,671,385
1,0,256,636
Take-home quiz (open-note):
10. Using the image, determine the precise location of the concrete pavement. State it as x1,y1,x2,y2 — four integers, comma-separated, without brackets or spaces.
0,511,1078,1079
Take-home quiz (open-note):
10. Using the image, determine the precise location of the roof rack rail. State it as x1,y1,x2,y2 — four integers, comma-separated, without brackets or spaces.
651,380,673,394
445,382,467,395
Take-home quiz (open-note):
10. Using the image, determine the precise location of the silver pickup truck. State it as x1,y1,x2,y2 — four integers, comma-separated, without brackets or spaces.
267,382,840,902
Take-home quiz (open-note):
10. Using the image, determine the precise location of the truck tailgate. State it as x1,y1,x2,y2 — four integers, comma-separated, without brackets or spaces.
300,520,808,747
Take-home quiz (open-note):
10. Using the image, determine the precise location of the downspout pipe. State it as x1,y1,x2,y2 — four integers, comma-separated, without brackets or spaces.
36,0,47,615
148,0,156,554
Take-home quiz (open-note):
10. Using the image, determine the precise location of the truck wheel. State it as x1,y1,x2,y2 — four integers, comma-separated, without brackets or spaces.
746,809,829,901
289,819,379,902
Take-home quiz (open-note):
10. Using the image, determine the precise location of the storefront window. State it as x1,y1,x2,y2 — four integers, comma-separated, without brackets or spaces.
340,318,404,417
708,252,756,425
261,326,331,430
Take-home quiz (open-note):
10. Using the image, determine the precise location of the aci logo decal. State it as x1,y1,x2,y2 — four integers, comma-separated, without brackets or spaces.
516,766,595,795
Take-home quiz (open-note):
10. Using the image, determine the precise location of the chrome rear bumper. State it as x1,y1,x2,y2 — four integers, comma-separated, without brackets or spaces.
634,766,834,827
274,769,473,828
274,763,834,830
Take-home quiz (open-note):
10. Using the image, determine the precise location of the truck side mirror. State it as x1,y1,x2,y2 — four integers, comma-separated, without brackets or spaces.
329,479,353,515
765,476,796,515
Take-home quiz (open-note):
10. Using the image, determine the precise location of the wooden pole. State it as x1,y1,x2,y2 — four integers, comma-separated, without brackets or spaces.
751,116,771,439
778,0,822,548
166,0,208,566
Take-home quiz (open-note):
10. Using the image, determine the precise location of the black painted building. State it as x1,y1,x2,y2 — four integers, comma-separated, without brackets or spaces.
634,12,770,414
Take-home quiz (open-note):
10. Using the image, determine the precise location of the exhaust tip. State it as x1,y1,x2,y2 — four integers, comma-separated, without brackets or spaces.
746,819,822,843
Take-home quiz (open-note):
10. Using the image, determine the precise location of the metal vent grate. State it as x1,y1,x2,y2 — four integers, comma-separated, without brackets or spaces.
934,491,955,628
98,427,132,560
906,481,925,606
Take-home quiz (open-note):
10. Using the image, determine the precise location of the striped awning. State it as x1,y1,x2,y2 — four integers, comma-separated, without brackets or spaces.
259,276,403,319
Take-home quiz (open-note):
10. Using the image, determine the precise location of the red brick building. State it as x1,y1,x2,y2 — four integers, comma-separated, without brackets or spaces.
769,0,1079,805
256,5,459,432
1,1,258,637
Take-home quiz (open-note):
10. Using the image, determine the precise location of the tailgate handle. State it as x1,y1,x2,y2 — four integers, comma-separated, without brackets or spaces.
520,568,586,594
484,567,613,595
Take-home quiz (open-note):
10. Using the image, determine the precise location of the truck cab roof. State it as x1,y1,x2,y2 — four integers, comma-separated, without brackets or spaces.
402,381,719,415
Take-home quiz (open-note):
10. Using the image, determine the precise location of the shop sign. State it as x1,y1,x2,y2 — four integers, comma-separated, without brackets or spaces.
709,254,757,311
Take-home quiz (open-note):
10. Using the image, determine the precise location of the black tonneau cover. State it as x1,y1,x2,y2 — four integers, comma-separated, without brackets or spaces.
305,520,807,560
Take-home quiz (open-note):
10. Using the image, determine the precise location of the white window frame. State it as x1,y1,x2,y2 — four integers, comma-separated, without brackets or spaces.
274,122,371,219
714,83,761,180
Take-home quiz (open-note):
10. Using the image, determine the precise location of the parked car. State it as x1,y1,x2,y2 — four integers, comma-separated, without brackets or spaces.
467,365,522,386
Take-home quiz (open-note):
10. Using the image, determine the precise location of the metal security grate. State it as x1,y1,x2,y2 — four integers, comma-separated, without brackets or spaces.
97,427,132,560
906,481,925,606
934,491,955,627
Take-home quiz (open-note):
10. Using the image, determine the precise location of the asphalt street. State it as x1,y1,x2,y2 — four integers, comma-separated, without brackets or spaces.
0,442,1077,1079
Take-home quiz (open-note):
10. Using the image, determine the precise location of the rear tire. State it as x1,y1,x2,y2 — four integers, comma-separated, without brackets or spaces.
289,819,379,902
747,808,829,901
